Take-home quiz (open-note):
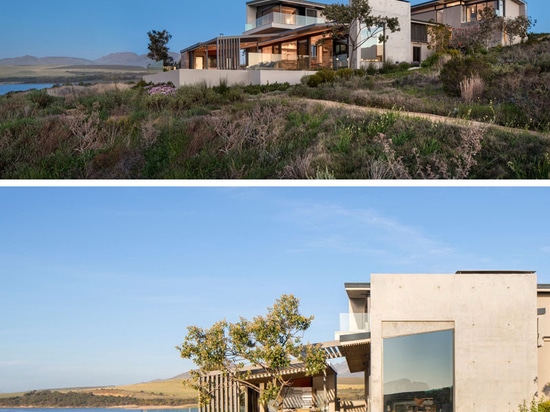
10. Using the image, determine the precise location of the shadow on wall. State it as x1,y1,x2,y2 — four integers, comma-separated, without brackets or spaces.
544,383,550,397
339,400,366,412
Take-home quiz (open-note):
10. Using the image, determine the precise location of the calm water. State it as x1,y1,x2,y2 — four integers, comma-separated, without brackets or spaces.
0,409,198,412
0,83,54,95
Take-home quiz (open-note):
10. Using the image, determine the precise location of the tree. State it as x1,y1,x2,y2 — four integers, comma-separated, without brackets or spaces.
323,0,400,68
427,23,453,54
503,15,535,45
176,294,327,410
147,29,174,66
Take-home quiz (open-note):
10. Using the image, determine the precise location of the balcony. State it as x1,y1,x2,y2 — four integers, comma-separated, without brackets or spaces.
245,12,326,32
340,312,369,332
335,312,370,342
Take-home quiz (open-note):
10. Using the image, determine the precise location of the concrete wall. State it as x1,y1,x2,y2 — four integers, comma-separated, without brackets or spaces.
538,289,550,398
143,69,314,87
355,0,411,65
369,272,538,412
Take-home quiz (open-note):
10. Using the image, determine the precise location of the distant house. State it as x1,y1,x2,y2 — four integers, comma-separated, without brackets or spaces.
411,0,529,57
144,0,529,86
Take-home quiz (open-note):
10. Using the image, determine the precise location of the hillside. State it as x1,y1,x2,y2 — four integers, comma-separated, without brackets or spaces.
0,35,549,179
0,379,197,407
0,375,364,407
0,52,180,68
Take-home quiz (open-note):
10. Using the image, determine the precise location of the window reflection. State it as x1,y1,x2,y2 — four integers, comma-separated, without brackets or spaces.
383,330,453,412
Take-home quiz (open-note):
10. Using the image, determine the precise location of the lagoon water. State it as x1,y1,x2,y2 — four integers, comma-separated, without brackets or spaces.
0,409,198,412
0,83,54,95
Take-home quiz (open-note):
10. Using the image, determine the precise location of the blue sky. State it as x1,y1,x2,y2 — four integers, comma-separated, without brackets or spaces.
1,185,550,393
0,0,548,60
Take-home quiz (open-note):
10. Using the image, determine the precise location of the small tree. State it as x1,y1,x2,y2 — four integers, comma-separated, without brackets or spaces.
477,6,504,49
176,294,327,410
147,29,174,66
503,15,536,45
427,23,453,54
323,0,400,68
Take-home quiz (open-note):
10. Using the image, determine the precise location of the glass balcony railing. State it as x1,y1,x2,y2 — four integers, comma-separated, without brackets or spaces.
245,12,326,31
247,52,332,70
339,312,370,333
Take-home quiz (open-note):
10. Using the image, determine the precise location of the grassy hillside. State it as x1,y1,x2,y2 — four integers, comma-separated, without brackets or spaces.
1,35,549,179
0,65,146,84
0,379,197,407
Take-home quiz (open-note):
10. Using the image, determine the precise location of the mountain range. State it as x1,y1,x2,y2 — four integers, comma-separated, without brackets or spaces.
0,52,180,68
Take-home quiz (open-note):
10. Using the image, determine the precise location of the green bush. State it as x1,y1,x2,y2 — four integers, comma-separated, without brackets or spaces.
336,68,354,79
440,54,492,97
399,62,411,71
27,89,55,109
317,69,336,83
307,73,324,88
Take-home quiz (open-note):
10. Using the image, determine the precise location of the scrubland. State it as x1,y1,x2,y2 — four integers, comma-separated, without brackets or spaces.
1,35,549,179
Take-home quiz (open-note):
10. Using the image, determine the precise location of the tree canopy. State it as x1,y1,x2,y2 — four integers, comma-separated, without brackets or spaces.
176,294,327,409
147,29,174,66
323,0,400,68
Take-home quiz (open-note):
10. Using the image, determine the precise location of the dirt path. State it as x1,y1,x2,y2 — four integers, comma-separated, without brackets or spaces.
295,98,550,138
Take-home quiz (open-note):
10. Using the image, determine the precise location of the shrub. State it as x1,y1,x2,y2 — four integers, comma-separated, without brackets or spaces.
379,60,398,74
440,54,492,97
399,62,411,71
366,63,377,75
317,69,336,83
307,73,324,88
336,68,354,79
27,89,55,109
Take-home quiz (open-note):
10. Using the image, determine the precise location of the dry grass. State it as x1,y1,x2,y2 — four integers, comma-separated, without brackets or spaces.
0,65,145,80
460,73,485,103
51,379,197,401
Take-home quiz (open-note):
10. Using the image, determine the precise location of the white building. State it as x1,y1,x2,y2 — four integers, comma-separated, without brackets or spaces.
336,271,550,412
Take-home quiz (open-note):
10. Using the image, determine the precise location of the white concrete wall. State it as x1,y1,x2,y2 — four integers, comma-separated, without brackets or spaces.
143,69,314,87
370,272,538,412
504,0,522,18
358,0,411,65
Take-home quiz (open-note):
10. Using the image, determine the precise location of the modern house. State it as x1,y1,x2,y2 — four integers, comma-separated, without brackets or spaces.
336,271,550,412
196,270,549,412
411,0,529,51
198,362,338,412
144,0,528,86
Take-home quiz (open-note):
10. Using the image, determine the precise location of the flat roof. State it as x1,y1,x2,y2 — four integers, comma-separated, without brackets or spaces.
412,0,526,10
456,270,536,274
246,0,329,8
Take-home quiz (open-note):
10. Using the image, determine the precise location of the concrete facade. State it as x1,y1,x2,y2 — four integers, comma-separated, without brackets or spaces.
143,68,315,87
336,271,546,412
538,285,550,399
354,0,412,67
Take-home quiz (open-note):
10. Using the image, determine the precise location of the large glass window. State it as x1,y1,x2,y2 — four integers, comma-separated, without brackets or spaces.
463,1,499,22
360,26,384,63
383,330,453,412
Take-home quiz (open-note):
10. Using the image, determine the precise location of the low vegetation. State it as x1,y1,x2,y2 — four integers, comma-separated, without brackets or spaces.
1,35,549,179
0,389,195,407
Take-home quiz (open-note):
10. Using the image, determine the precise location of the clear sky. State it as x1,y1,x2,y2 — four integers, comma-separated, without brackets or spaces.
0,0,548,60
1,185,550,393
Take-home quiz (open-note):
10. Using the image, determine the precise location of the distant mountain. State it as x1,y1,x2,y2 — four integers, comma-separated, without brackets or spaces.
0,55,93,66
94,52,149,67
384,379,429,395
330,360,363,378
0,52,180,68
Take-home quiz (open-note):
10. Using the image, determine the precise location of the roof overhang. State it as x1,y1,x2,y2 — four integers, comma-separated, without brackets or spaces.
344,282,370,300
322,334,371,374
